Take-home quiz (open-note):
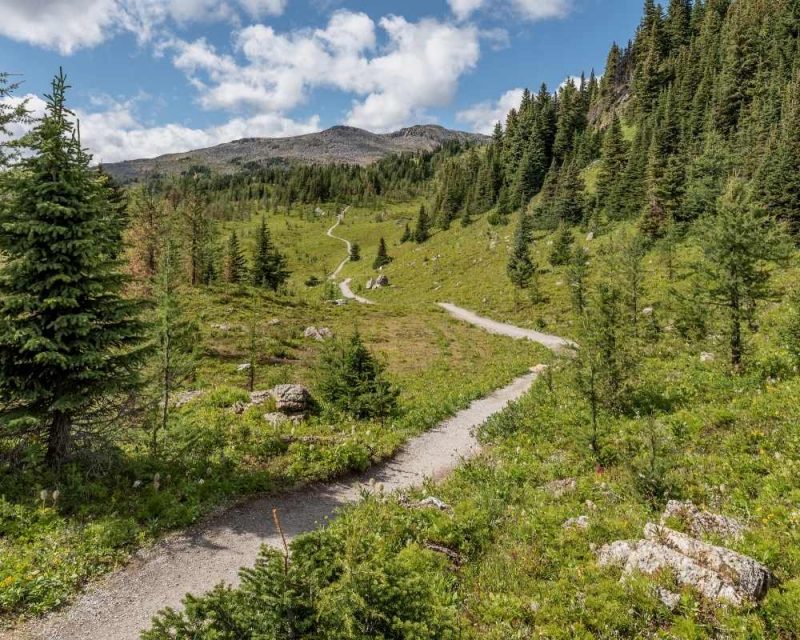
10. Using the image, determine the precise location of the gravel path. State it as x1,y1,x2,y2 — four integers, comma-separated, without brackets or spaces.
339,278,374,305
437,303,577,353
10,373,541,640
325,208,374,305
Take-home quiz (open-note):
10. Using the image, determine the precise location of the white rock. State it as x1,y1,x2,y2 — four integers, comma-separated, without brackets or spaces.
416,496,451,511
700,352,716,363
563,515,590,530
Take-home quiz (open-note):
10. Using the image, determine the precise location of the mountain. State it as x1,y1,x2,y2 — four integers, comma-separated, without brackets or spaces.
104,124,489,182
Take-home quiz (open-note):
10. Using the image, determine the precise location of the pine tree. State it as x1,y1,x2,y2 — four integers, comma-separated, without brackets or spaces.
181,192,213,287
698,181,790,370
252,216,289,291
414,204,430,243
549,224,575,266
569,246,590,314
224,230,248,284
596,113,629,214
507,214,535,290
400,223,411,243
151,238,196,454
126,186,165,281
318,332,399,421
349,242,361,262
0,71,148,467
373,237,392,270
554,161,586,225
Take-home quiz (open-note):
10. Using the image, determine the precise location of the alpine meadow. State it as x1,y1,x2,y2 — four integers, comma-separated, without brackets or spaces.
3,1,800,639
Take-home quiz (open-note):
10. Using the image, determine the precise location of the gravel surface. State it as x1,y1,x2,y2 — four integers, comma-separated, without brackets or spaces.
437,303,577,353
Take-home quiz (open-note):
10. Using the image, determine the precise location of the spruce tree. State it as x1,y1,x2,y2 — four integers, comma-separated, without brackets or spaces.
549,224,575,266
400,223,411,243
698,181,790,370
569,246,590,314
224,230,248,284
349,242,361,262
318,332,399,421
554,161,586,225
0,71,148,467
507,214,535,290
373,237,392,270
596,113,628,215
414,204,430,243
252,216,289,291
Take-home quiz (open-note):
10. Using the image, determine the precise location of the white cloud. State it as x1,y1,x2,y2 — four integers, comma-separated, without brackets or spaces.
0,93,318,163
456,87,524,134
447,0,572,22
0,0,290,54
170,11,480,132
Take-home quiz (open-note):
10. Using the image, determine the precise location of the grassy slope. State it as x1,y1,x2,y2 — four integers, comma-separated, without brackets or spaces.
0,203,550,623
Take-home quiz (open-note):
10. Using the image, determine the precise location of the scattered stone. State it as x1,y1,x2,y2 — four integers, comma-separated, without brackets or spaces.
585,500,597,512
366,278,374,290
211,323,233,332
586,232,595,242
304,326,333,341
264,412,290,427
661,500,745,541
416,496,452,511
175,390,204,408
642,307,654,317
268,318,281,326
271,384,312,414
237,363,251,372
542,478,577,498
700,352,716,363
563,515,590,531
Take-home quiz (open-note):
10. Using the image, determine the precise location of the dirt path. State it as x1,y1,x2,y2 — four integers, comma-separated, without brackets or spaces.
325,207,374,305
438,303,577,353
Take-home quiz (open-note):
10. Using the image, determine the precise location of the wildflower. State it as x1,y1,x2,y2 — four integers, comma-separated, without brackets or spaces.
39,489,50,503
51,490,60,504
133,480,142,489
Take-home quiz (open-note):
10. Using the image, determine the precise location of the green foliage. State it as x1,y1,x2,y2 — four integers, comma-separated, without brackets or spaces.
224,231,248,284
373,237,392,270
507,214,534,290
414,204,430,243
317,332,399,421
0,71,148,468
349,242,361,262
0,72,28,167
251,216,289,291
549,224,575,267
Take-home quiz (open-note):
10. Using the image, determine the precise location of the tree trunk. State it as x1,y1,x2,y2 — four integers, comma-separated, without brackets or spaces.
45,411,71,469
730,292,742,371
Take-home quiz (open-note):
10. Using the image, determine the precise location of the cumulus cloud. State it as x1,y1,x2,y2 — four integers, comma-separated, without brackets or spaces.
448,0,572,22
170,11,481,132
0,93,318,163
0,0,289,54
456,87,524,134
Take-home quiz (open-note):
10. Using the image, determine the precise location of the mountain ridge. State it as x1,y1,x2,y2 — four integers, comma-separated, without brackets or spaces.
104,124,489,182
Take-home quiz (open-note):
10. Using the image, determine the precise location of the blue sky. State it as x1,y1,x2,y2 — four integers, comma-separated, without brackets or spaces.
0,0,643,162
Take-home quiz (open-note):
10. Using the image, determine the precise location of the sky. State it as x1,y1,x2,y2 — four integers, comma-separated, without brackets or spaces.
0,0,643,164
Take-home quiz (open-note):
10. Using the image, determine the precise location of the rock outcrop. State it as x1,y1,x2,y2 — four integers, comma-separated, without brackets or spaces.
304,326,333,341
271,384,312,414
597,504,772,606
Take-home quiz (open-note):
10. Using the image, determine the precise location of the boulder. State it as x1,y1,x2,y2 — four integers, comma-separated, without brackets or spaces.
264,412,290,427
586,232,595,242
642,307,655,317
597,524,773,606
304,326,333,341
250,390,272,405
375,274,390,287
237,363,251,372
271,384,311,414
661,500,745,540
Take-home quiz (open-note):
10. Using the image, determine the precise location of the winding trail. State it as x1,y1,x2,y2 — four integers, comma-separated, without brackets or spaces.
437,303,577,354
8,313,568,635
325,208,375,305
